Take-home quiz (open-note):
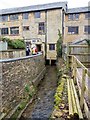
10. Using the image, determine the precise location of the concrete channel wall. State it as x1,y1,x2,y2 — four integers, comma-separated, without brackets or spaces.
0,53,45,114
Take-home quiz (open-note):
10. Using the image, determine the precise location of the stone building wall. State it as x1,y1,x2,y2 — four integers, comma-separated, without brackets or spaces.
64,13,90,44
0,53,45,113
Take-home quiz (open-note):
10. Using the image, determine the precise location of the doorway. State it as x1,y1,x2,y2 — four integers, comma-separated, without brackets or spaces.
36,44,41,52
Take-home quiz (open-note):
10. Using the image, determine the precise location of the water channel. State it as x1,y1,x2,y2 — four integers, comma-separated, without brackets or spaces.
19,66,57,120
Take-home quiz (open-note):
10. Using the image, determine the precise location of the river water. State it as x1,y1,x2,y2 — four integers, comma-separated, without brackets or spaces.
20,66,57,120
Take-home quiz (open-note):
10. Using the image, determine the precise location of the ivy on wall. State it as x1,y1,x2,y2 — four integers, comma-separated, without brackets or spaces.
56,29,62,57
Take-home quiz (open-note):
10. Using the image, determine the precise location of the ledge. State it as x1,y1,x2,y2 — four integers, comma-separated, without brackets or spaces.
0,52,42,63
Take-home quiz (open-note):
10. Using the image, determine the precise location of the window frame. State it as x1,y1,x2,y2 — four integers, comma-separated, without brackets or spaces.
9,14,19,21
23,26,29,31
49,44,55,50
38,22,45,35
1,28,9,35
68,14,79,20
68,26,79,34
10,27,19,35
34,11,41,18
22,13,29,19
84,25,90,34
85,13,90,19
0,15,8,22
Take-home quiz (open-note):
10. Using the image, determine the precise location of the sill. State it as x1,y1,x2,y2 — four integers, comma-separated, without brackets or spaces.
9,34,20,36
84,32,90,35
38,33,45,35
68,19,79,21
8,20,19,22
1,34,9,36
23,30,29,31
85,18,90,20
68,33,78,35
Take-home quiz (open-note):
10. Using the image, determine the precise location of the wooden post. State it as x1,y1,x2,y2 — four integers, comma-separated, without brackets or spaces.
67,43,70,68
80,69,87,110
73,58,77,83
71,56,74,78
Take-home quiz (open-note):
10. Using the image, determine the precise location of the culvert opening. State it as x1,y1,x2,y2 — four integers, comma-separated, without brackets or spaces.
45,59,50,65
51,60,56,66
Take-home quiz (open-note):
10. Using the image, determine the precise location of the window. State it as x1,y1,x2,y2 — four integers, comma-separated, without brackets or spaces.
0,15,8,22
38,22,45,34
35,12,40,18
22,13,29,19
84,26,90,34
1,28,8,35
85,13,90,19
68,26,79,34
49,44,55,50
68,14,79,20
10,27,19,35
10,14,18,21
23,26,29,31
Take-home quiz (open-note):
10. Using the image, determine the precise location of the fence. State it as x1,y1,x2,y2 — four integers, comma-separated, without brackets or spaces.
68,55,90,119
62,44,90,67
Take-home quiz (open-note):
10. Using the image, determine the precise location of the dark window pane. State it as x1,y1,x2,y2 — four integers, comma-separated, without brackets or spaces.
84,26,90,34
23,26,29,31
35,12,40,18
22,13,29,19
68,14,79,20
10,27,19,35
85,13,90,19
1,15,8,22
38,22,45,34
10,14,18,20
49,44,55,50
68,26,78,34
1,28,8,35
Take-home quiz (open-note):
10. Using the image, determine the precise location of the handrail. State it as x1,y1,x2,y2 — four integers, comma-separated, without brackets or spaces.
68,55,90,119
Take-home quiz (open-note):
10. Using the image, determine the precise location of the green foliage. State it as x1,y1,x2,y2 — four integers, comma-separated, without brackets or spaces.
0,37,25,49
56,29,62,57
25,84,30,93
54,77,65,110
18,101,26,110
85,39,90,45
24,84,35,99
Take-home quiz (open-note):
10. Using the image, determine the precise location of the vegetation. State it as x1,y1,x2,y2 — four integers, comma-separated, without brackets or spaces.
85,39,90,45
56,29,62,57
10,83,35,120
1,37,25,49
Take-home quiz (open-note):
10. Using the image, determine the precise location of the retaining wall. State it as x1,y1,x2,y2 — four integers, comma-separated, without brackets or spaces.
0,53,45,114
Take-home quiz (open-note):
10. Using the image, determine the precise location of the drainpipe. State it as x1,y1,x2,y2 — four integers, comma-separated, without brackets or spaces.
45,10,47,61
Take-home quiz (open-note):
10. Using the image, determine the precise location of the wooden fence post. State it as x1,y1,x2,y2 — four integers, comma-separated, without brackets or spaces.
67,43,70,68
73,57,77,83
80,69,87,110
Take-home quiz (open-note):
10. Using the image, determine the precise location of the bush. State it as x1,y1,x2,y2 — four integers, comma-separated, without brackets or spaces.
1,37,25,49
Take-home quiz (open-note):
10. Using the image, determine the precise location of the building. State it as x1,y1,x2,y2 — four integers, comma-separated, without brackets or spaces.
64,7,90,44
0,2,90,63
0,2,67,64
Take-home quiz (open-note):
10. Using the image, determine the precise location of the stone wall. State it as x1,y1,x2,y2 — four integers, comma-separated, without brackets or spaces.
0,53,45,113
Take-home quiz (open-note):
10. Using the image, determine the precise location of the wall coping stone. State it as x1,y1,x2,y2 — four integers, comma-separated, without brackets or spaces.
0,52,42,63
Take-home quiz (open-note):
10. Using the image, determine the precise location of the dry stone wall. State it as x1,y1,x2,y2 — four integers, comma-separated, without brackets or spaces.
0,53,45,113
